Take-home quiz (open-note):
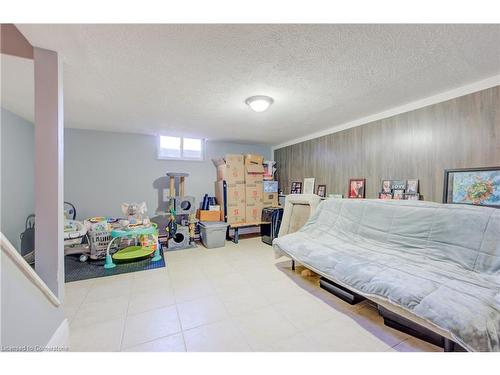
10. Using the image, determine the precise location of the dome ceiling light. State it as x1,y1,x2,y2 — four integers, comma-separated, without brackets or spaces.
245,95,274,112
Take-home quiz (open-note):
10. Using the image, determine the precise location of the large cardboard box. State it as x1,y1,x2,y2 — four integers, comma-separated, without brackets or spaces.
244,153,264,167
245,202,263,223
214,180,246,224
227,201,246,224
212,154,245,184
262,192,279,207
244,154,264,209
226,182,245,205
245,180,263,205
244,154,264,183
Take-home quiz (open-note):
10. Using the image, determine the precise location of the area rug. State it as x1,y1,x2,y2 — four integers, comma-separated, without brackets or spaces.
65,248,166,283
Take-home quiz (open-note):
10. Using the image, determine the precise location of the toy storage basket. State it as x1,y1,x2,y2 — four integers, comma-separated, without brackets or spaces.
85,219,120,260
87,229,113,260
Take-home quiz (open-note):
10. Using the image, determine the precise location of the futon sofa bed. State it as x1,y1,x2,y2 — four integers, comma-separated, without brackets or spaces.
273,198,500,352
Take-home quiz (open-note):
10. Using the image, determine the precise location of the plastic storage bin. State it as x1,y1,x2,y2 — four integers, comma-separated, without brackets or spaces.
199,221,229,249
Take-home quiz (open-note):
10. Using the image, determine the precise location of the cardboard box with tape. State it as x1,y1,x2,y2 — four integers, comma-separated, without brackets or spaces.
212,154,245,184
244,154,264,184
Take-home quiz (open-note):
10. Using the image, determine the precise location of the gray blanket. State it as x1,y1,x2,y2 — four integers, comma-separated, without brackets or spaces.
273,198,500,351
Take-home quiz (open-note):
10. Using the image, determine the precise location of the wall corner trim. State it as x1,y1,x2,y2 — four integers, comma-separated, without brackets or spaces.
272,74,500,151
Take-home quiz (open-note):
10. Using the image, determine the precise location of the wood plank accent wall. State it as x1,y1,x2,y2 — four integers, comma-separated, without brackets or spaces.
274,86,500,202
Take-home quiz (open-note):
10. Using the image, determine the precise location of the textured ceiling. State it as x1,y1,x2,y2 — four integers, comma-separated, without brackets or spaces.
2,24,500,145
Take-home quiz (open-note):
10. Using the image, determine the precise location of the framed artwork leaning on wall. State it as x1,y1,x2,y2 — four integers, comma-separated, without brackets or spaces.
443,166,500,208
381,180,391,193
317,185,326,198
291,181,302,194
303,178,315,194
348,178,366,198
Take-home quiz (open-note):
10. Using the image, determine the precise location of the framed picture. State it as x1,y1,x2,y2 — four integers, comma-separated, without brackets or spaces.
381,180,392,193
348,178,366,198
303,178,315,194
406,179,419,194
317,185,327,198
392,189,405,200
379,192,393,200
443,167,500,208
404,193,420,201
290,181,302,194
390,180,407,191
263,180,279,193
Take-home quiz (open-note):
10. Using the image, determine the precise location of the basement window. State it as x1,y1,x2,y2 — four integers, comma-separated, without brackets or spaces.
157,135,205,161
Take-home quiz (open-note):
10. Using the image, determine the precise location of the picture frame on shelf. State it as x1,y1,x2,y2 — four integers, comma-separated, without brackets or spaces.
390,180,407,191
381,180,392,193
303,178,315,194
443,166,500,208
290,181,302,194
379,192,393,200
392,189,405,200
348,178,366,199
316,185,327,198
406,179,419,194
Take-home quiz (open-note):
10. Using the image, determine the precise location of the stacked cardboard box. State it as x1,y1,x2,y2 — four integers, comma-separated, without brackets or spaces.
213,153,269,224
262,192,279,207
244,154,264,223
213,154,246,224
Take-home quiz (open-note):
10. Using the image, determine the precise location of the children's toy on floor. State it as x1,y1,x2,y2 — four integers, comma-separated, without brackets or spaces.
104,202,161,269
121,202,149,225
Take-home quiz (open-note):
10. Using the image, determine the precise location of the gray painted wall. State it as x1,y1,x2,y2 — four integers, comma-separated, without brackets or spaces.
64,128,271,220
0,109,270,241
1,108,35,250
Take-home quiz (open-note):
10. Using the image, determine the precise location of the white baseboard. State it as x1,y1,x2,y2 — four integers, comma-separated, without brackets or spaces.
46,318,70,351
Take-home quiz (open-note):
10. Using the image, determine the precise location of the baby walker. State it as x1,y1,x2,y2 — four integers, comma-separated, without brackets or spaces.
103,202,161,269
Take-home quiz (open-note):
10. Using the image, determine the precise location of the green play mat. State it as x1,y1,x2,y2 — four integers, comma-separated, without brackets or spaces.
112,245,156,262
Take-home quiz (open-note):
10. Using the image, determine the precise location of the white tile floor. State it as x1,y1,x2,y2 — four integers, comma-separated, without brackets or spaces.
64,236,443,352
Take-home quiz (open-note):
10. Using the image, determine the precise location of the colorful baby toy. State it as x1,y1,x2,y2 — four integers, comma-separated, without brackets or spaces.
103,202,161,269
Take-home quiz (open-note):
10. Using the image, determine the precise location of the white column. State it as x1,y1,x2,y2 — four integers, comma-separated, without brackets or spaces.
34,47,64,300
